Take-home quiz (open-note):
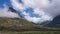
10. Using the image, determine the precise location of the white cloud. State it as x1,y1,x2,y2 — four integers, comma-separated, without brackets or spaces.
11,0,60,24
11,0,25,11
22,11,29,16
22,0,51,8
0,4,20,18
33,8,45,16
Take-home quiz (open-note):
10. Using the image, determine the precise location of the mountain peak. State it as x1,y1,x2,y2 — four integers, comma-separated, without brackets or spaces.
9,7,17,13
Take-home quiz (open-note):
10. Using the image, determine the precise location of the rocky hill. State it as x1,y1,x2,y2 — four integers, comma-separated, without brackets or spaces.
0,17,60,31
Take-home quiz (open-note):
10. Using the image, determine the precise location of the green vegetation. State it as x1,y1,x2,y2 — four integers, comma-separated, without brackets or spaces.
0,31,60,34
0,17,60,34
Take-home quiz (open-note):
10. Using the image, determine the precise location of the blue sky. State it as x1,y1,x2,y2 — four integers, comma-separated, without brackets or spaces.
0,0,24,8
0,0,40,18
0,0,12,8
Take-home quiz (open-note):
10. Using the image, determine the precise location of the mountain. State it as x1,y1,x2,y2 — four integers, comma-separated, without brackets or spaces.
0,17,60,31
43,15,60,28
9,7,18,13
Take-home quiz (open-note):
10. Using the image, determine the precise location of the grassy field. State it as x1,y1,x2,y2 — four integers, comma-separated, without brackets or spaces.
0,31,60,34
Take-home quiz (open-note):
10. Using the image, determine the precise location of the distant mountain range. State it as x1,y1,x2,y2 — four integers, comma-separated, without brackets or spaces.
44,15,60,28
39,15,60,28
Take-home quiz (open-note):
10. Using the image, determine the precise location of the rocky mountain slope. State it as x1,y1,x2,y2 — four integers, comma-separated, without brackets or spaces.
43,15,60,28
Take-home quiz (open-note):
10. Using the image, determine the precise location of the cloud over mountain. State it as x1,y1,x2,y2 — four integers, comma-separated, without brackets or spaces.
10,0,60,24
0,4,20,18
